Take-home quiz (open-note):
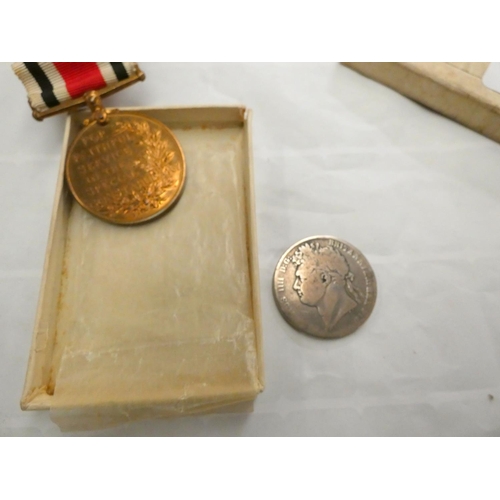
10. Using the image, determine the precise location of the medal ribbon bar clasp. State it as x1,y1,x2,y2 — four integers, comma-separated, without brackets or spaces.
12,62,145,121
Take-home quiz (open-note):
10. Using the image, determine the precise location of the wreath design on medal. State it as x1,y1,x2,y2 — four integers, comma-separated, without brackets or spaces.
291,242,363,330
94,120,181,218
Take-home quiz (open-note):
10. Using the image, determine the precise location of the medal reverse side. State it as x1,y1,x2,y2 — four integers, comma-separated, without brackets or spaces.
65,112,186,225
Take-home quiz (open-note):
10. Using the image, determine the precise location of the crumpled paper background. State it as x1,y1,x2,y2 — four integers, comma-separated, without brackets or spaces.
2,63,500,436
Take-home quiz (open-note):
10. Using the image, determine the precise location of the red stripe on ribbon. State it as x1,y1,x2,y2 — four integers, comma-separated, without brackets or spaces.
53,63,107,99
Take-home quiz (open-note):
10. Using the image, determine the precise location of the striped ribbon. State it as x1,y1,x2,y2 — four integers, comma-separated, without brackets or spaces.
12,62,138,113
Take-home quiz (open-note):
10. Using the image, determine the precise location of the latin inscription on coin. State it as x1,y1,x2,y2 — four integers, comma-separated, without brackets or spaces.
66,113,186,224
273,236,377,339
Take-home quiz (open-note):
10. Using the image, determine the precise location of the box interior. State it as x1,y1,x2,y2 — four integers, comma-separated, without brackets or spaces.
22,107,263,425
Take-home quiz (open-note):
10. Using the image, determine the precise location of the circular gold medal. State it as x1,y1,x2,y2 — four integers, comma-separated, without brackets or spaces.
65,112,186,225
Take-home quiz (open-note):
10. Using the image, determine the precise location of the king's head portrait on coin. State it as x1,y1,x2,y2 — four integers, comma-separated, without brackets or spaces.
291,242,362,330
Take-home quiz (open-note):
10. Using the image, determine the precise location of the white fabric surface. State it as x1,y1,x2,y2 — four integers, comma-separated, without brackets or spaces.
2,62,500,436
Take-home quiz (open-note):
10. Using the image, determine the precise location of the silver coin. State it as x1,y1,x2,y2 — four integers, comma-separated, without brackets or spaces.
273,236,377,339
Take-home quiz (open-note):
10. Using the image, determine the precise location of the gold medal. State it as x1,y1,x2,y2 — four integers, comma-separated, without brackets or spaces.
13,63,186,225
66,93,185,224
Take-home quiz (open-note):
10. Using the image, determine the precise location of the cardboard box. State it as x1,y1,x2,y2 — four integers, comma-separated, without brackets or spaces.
21,106,264,430
342,63,500,144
